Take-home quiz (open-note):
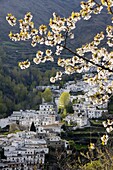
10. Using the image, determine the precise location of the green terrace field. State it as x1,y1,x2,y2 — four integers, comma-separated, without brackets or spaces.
61,120,109,150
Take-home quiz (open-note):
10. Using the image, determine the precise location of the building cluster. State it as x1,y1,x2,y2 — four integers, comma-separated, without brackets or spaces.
0,131,48,170
63,80,89,92
54,80,98,105
36,85,59,91
9,103,58,128
0,103,68,170
54,80,108,128
64,101,107,128
0,80,109,169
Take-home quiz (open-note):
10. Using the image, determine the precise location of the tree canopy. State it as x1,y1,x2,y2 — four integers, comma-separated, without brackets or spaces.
30,122,36,132
58,92,70,109
58,92,71,116
42,88,53,102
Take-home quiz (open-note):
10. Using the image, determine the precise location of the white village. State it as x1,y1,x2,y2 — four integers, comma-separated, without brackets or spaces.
0,80,108,170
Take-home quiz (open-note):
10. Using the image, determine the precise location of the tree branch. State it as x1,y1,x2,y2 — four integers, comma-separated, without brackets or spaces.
62,45,113,73
93,0,102,6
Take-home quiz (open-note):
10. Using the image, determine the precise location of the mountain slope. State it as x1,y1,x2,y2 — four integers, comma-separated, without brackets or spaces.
0,0,112,64
1,0,112,42
0,0,80,40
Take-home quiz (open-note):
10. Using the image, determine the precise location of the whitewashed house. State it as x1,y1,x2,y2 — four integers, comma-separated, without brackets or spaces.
42,115,59,126
64,112,88,128
46,134,67,148
37,103,56,115
36,85,59,91
64,80,89,92
8,110,23,122
0,118,9,128
87,108,107,119
8,110,38,124
73,103,107,119
41,123,63,133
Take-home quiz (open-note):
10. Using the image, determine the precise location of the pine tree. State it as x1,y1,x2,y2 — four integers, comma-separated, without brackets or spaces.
30,122,36,132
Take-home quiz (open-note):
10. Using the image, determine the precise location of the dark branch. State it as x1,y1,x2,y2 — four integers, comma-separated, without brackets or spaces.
62,45,113,73
93,0,102,6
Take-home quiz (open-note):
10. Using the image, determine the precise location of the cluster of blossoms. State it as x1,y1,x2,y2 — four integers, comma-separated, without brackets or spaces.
6,13,16,26
18,60,30,69
75,29,113,104
6,0,113,105
101,0,113,7
106,25,113,47
101,134,109,145
103,119,113,133
80,0,95,20
7,12,34,42
100,119,113,145
33,49,54,65
57,56,84,75
89,143,95,150
50,71,62,83
88,119,113,147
